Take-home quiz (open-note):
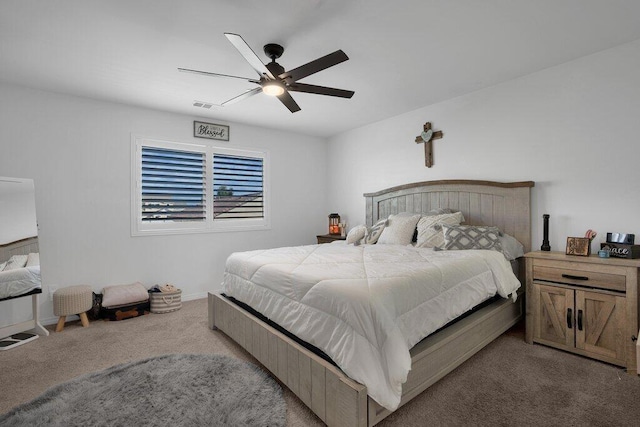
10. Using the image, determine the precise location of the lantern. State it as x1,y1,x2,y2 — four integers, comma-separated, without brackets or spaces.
329,213,341,235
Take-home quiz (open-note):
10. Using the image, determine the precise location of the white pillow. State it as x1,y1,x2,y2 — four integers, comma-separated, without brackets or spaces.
378,212,421,245
2,254,29,271
346,225,367,245
500,233,525,261
415,211,465,248
0,261,6,271
102,282,149,308
26,252,40,267
363,218,388,245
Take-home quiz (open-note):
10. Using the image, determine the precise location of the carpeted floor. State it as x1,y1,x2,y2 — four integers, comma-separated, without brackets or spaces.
1,298,639,426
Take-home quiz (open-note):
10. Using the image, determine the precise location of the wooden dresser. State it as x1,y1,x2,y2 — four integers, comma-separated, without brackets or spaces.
525,251,640,374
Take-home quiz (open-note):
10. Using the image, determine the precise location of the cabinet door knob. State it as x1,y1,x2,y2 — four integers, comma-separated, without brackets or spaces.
567,308,573,329
577,309,583,331
562,273,589,281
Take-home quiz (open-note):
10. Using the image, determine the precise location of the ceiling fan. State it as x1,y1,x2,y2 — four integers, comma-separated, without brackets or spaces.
178,33,354,113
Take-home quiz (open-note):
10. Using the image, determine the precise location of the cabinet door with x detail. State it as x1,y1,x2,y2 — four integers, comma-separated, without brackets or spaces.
534,284,574,350
575,290,626,365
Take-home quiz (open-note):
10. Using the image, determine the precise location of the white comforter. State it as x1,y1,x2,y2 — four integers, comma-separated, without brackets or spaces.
222,243,520,410
0,266,41,299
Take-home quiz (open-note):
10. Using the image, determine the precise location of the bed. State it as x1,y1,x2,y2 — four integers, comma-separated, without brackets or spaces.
208,180,534,426
0,237,48,340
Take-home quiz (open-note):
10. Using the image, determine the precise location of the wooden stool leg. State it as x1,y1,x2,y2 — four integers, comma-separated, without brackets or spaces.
56,316,66,332
79,312,90,328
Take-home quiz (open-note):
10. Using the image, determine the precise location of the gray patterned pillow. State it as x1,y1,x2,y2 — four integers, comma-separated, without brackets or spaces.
424,208,454,216
441,224,503,252
415,211,465,248
363,218,388,244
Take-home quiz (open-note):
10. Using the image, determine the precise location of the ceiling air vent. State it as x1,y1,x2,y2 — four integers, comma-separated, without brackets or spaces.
193,101,214,109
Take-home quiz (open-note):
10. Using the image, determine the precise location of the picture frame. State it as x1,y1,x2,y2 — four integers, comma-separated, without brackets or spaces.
566,237,590,256
193,121,229,141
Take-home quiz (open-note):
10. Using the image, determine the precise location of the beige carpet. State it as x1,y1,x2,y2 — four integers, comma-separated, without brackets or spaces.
1,298,639,426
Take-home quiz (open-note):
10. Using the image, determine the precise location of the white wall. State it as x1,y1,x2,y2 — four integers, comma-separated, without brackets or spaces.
328,39,640,253
0,83,327,326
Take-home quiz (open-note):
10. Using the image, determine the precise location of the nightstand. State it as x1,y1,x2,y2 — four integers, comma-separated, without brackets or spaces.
316,234,346,244
525,251,640,374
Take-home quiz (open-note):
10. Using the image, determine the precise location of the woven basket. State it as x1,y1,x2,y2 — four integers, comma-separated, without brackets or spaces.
149,290,182,314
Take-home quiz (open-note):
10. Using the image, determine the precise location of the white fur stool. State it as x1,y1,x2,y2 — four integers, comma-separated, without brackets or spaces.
53,285,92,332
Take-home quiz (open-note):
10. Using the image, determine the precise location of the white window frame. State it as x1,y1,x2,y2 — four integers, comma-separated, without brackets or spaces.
131,135,270,236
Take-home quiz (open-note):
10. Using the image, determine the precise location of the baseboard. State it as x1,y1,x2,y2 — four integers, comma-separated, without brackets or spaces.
42,315,71,326
182,292,208,302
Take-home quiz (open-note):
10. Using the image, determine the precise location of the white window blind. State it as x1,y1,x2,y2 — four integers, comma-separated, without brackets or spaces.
132,135,270,236
141,147,206,223
213,154,264,219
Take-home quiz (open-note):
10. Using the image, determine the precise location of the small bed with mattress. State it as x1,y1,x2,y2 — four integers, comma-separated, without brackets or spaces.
209,180,534,426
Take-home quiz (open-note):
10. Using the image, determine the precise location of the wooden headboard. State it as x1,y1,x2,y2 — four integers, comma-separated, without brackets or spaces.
364,180,535,252
0,236,39,263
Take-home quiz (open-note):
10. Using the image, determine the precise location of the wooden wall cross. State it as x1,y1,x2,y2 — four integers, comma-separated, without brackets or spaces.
414,122,443,168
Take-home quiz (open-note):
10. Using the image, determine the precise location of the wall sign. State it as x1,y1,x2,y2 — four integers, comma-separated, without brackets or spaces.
194,121,229,141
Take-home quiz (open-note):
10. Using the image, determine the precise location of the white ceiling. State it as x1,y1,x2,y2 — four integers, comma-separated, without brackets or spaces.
2,0,640,138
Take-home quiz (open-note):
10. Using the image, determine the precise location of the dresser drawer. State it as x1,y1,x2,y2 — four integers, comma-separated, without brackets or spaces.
533,265,626,292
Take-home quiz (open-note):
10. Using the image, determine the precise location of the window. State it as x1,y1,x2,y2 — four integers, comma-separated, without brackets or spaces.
131,136,269,236
141,146,207,224
213,154,264,220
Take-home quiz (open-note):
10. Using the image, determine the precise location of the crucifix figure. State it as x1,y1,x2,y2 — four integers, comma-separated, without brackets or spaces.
414,122,443,168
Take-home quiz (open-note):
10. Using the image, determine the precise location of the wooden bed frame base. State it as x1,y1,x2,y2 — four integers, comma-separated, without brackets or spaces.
208,180,533,426
209,291,523,426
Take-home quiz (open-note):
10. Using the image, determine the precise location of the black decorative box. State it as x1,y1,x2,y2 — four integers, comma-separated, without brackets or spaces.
600,243,640,259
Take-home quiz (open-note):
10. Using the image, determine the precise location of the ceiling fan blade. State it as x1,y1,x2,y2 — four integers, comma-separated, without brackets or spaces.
178,68,259,84
276,90,301,113
288,82,354,98
221,87,262,106
282,50,349,82
224,33,275,80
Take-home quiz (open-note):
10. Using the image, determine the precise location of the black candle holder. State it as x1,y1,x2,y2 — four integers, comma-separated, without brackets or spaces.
541,214,551,251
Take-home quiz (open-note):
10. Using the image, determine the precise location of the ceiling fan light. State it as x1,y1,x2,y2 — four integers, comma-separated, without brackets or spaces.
262,82,285,97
